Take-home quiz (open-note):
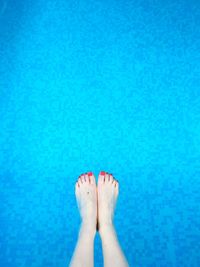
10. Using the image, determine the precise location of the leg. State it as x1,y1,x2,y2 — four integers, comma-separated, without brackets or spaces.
69,172,97,267
98,171,129,267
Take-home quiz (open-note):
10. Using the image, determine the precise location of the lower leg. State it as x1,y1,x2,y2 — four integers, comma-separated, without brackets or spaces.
69,223,95,267
69,173,97,267
99,223,129,267
98,172,129,267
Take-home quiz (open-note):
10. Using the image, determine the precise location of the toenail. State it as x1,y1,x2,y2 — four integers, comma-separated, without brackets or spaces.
100,171,105,175
88,172,93,176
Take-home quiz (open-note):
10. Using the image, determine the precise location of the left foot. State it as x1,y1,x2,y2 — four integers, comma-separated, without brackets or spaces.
75,172,97,232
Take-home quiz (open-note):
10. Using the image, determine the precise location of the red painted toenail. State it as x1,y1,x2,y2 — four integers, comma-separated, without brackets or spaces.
88,172,93,176
100,171,105,175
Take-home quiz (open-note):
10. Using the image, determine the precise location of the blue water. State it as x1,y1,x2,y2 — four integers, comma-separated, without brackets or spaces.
0,0,200,266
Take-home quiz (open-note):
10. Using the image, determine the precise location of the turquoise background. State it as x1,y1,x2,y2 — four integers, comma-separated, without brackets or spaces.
0,0,200,266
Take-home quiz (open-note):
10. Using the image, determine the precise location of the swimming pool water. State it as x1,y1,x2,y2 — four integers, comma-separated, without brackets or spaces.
0,0,200,266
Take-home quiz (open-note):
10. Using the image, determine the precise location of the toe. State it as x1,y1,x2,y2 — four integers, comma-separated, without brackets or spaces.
75,181,78,189
115,181,119,195
80,174,84,184
84,173,88,182
105,173,109,183
109,174,114,183
77,180,81,188
112,178,117,186
88,172,96,185
98,171,105,184
113,179,117,186
115,179,119,186
114,179,119,191
75,181,80,195
85,173,89,184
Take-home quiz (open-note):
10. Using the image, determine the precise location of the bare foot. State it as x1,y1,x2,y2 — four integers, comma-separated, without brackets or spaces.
97,171,119,232
75,172,97,233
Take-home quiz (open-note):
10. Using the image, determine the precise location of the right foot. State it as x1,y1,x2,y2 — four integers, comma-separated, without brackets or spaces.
97,171,119,232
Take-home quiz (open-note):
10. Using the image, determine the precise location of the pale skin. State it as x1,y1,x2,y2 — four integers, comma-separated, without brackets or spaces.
69,171,129,267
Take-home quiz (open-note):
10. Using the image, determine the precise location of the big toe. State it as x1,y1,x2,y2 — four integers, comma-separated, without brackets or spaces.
88,172,96,185
98,171,106,185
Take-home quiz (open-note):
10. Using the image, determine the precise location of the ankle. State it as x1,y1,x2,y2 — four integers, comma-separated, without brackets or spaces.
80,221,96,237
98,221,115,236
